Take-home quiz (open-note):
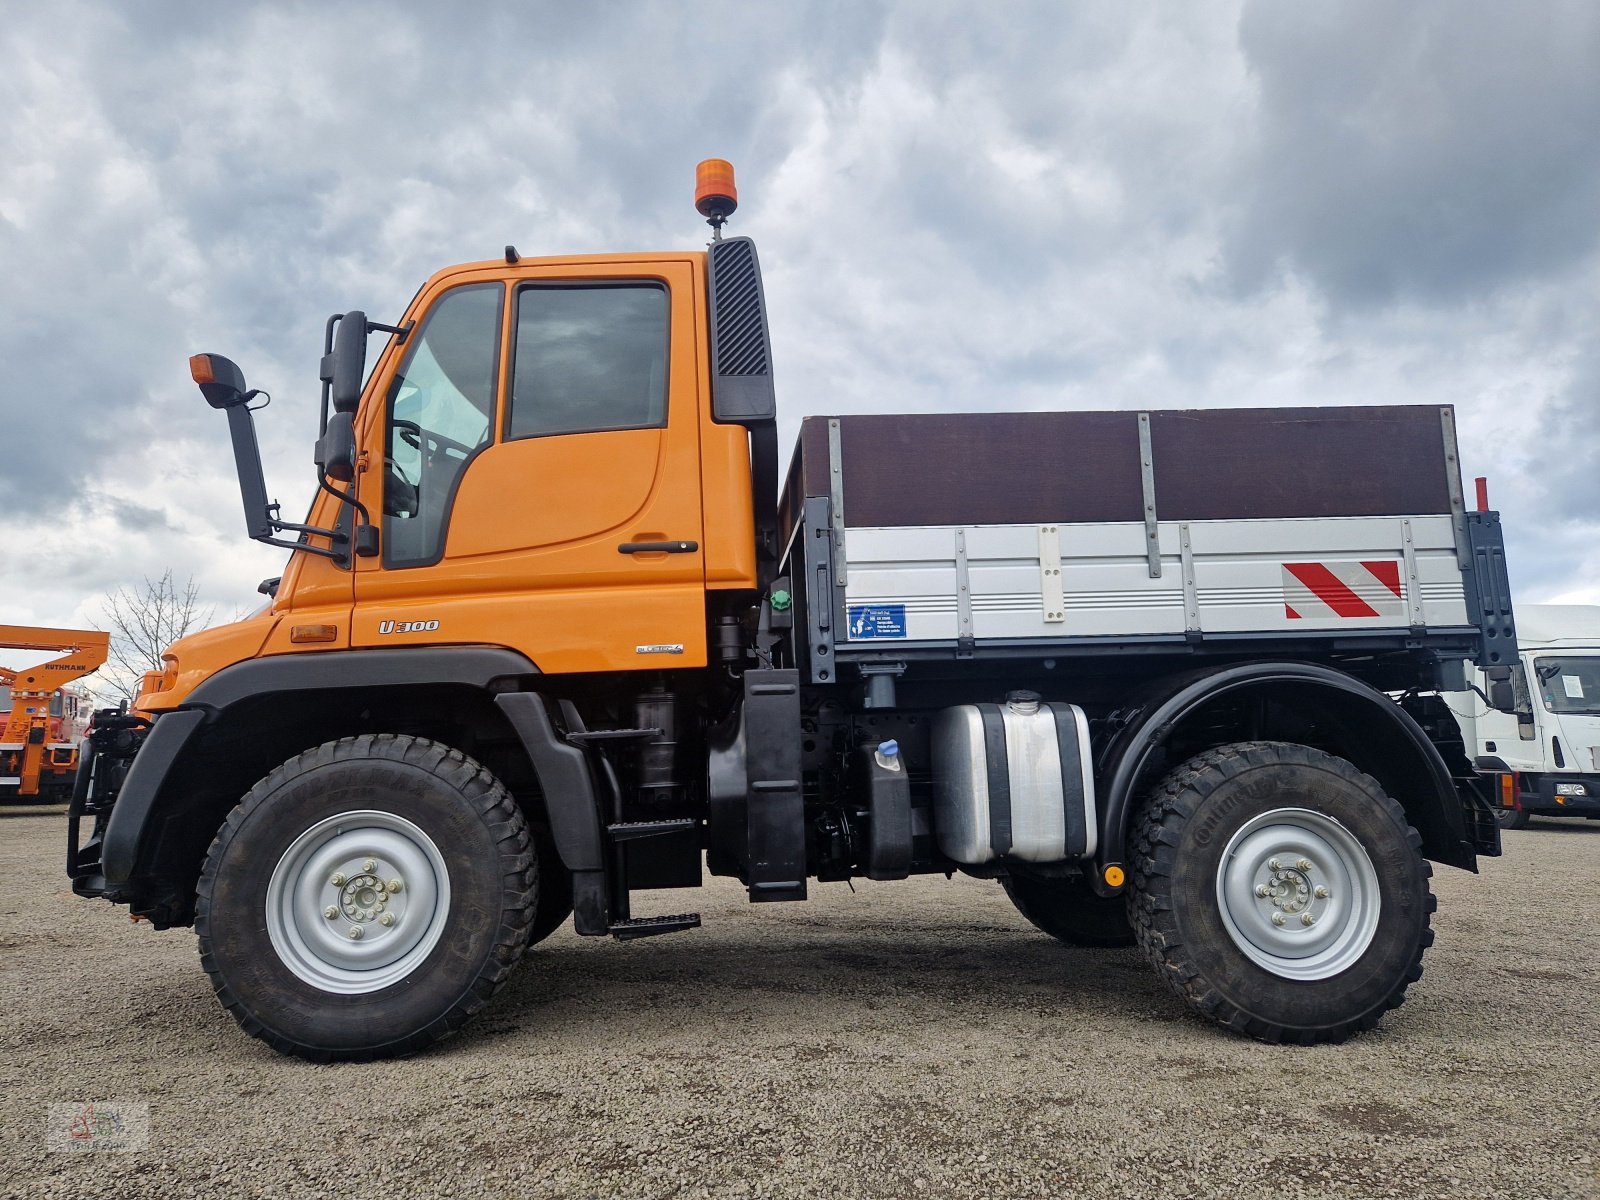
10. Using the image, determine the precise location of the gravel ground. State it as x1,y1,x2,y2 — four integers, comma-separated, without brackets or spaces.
2,806,1597,1200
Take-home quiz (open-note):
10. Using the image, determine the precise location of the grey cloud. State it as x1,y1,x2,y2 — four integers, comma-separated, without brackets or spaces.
1227,0,1600,306
2,0,1597,624
90,493,178,534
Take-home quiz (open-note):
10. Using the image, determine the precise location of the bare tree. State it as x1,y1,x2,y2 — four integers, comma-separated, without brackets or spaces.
92,571,214,706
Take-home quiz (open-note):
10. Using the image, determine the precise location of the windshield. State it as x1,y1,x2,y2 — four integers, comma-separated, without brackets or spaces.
1534,656,1600,716
383,283,502,567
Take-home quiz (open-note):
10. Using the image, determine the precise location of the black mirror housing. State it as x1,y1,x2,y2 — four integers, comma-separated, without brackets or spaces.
315,411,358,483
329,310,367,414
1487,680,1516,712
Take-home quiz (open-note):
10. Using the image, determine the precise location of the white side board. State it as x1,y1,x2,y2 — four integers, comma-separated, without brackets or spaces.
840,515,1469,644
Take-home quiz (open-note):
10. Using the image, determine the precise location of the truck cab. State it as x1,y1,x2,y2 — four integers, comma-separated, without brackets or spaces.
1452,604,1600,826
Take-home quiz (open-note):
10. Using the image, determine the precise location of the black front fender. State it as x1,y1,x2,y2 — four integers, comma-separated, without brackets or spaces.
100,646,538,892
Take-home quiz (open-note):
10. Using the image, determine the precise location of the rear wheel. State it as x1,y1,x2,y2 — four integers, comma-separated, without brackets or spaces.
1128,741,1433,1044
196,734,536,1061
1002,874,1135,947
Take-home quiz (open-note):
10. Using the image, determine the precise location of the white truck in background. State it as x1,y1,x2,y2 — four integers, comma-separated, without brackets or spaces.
1449,604,1600,828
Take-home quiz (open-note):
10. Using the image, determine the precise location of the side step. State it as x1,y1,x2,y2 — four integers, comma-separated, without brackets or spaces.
609,913,701,941
607,818,698,843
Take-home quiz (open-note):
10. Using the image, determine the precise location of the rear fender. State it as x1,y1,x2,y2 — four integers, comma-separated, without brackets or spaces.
1094,661,1477,893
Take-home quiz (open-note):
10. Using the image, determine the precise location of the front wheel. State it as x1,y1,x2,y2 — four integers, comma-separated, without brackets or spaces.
196,735,536,1061
1128,741,1434,1044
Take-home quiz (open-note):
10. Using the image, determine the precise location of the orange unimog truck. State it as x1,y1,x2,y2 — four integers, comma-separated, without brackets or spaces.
69,163,1515,1061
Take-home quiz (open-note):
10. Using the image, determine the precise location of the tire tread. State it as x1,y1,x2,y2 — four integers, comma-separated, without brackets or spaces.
1127,740,1434,1045
195,734,536,1062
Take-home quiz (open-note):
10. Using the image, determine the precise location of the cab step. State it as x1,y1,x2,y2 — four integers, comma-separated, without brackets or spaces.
607,818,699,842
609,913,701,941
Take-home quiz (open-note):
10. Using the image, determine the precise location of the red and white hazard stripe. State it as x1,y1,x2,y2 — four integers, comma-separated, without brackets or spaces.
1281,560,1403,620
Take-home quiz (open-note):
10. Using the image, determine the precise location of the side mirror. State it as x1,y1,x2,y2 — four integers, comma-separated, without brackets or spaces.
1483,666,1518,714
315,411,357,482
329,310,367,414
190,353,249,409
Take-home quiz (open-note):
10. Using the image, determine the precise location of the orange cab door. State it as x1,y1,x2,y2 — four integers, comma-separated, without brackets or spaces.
353,259,709,674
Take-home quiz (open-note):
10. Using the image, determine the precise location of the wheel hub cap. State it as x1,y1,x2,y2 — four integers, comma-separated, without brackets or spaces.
265,810,451,995
1216,807,1380,981
339,873,392,923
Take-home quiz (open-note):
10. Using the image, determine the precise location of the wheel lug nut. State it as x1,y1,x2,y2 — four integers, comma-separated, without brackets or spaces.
330,873,346,887
1271,912,1286,926
1268,859,1281,871
1256,885,1271,898
1301,913,1315,926
1315,886,1329,899
324,906,339,920
363,859,377,873
387,879,403,893
1296,858,1313,872
348,926,363,940
379,913,395,927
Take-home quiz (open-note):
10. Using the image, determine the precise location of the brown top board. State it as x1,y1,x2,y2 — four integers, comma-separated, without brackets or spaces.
789,406,1456,528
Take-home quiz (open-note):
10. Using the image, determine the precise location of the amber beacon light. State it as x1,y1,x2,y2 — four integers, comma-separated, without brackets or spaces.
695,158,738,237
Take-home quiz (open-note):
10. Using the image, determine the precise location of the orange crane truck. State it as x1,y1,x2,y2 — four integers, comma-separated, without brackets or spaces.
2,625,107,800
68,162,1515,1061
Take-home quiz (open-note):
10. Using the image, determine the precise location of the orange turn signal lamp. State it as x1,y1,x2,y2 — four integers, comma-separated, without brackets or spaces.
291,624,339,644
695,158,738,225
1500,772,1517,808
189,354,216,385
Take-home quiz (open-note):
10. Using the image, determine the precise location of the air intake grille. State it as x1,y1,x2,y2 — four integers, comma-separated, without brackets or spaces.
712,239,769,377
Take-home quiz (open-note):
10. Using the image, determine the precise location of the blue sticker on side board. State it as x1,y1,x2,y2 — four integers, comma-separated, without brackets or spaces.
848,604,908,639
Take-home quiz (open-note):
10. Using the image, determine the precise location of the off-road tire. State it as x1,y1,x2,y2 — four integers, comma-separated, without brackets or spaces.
1128,740,1434,1044
1002,874,1136,947
196,735,536,1061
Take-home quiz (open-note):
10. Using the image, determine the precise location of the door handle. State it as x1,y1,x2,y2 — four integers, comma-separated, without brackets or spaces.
618,540,699,555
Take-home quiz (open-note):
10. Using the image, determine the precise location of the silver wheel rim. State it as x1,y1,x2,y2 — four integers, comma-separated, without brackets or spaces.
265,810,451,995
1215,807,1380,981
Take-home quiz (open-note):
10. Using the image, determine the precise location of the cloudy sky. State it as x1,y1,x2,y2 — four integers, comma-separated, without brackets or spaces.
2,1,1597,652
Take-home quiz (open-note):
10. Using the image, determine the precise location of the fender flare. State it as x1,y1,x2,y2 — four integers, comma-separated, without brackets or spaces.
101,646,539,888
1094,660,1472,888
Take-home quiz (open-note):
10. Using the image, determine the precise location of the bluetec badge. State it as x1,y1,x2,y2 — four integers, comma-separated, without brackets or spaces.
847,604,907,640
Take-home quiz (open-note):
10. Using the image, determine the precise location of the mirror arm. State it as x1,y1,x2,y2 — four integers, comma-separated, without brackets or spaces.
317,474,372,526
261,514,349,564
367,319,413,342
253,535,347,562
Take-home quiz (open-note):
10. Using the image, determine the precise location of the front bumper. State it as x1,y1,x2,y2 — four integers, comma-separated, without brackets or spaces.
1523,773,1600,817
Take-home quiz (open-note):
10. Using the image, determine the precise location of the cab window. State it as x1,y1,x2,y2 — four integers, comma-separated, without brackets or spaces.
383,283,503,567
507,284,668,440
